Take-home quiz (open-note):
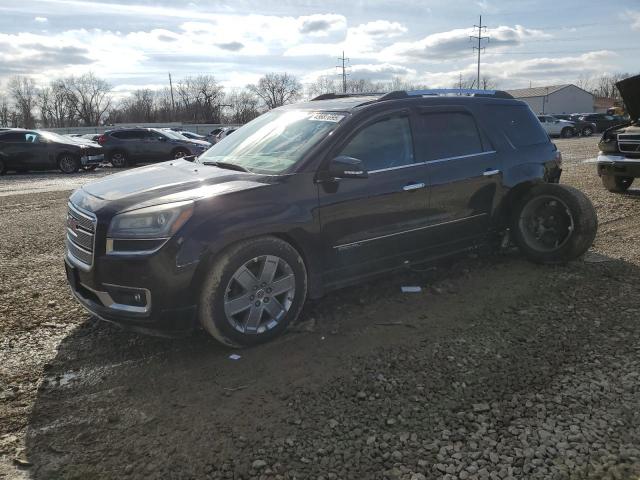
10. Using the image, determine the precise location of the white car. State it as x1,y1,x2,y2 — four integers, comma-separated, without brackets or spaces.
537,115,575,138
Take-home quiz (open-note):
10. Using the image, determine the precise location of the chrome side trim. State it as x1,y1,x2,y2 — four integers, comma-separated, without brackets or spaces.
334,213,488,250
426,150,496,165
369,161,427,174
403,182,426,191
483,169,501,176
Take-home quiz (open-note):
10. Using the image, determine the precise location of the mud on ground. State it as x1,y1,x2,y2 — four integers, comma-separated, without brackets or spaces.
2,137,640,480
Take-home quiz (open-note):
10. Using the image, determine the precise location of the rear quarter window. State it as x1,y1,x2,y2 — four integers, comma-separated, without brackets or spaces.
490,105,549,147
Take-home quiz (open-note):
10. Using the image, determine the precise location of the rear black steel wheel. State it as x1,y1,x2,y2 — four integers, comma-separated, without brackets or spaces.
199,236,308,347
110,150,128,168
513,184,597,264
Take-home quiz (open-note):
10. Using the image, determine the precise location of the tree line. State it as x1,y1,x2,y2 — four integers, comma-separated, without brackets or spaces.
0,71,634,129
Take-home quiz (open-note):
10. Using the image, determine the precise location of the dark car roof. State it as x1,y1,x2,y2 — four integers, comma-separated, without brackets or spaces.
281,91,523,114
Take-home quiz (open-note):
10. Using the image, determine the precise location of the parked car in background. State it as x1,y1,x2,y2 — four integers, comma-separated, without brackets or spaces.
65,89,597,347
207,128,224,143
161,129,211,149
82,133,101,142
215,127,238,143
65,133,84,138
553,115,597,137
579,113,627,133
537,115,575,138
97,127,209,167
66,135,104,170
178,130,208,142
0,129,103,174
597,74,640,193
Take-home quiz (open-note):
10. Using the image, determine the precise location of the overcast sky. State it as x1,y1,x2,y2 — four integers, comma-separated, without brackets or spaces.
1,0,638,95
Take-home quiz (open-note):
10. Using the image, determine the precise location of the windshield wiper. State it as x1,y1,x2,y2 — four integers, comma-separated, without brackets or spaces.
201,161,250,172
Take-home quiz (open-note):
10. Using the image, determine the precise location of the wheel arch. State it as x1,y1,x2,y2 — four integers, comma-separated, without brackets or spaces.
494,179,544,230
188,230,324,305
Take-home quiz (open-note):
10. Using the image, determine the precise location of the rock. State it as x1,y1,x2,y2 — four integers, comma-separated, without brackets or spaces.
473,403,491,413
356,391,367,400
47,300,57,308
252,459,267,470
328,419,339,428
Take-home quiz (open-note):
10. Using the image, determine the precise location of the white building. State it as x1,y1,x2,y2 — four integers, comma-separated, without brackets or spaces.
506,84,594,115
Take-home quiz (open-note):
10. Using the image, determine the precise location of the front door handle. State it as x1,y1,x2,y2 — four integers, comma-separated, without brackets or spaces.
483,169,501,177
403,182,426,191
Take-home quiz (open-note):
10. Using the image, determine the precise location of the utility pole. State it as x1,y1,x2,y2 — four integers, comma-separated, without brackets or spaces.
458,73,463,92
470,15,489,89
336,51,349,93
168,72,175,114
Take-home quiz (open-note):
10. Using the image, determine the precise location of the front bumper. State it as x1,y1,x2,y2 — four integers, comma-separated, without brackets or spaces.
597,154,640,178
81,154,104,166
65,257,198,336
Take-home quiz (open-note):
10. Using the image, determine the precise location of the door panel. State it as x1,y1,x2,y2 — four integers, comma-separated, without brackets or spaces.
317,114,431,286
415,109,502,246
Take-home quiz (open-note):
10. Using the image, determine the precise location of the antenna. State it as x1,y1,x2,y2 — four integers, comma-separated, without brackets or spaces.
470,15,490,90
336,51,350,94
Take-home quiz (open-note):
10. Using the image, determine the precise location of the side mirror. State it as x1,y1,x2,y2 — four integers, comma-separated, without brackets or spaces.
329,155,368,179
157,136,167,141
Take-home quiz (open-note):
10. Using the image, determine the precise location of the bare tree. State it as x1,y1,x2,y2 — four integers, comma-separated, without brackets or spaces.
248,73,302,110
62,73,113,126
8,76,38,128
306,76,338,99
0,93,13,127
175,75,224,123
225,89,260,124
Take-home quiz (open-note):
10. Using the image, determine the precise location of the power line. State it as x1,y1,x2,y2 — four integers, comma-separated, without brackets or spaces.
470,15,490,89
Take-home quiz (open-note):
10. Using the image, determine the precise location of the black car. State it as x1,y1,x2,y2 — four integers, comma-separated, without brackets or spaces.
597,74,640,192
0,129,103,174
553,114,597,136
578,113,627,133
97,127,209,167
65,89,597,346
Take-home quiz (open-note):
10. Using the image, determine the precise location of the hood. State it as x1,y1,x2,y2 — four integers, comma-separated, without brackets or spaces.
617,74,640,122
78,159,268,210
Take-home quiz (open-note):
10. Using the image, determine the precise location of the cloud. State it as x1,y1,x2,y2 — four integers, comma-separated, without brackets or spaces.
303,62,416,84
34,16,48,23
381,25,549,62
628,10,640,30
298,14,346,36
349,20,407,38
217,41,244,52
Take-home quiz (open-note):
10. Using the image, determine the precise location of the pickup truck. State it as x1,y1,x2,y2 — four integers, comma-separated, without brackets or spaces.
597,74,640,192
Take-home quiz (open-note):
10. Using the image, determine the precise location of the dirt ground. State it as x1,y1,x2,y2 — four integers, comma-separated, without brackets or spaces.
2,137,640,480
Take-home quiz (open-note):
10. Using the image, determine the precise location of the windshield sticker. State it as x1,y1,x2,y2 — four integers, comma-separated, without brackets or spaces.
309,113,345,123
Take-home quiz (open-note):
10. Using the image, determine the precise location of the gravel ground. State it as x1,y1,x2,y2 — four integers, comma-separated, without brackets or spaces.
0,169,116,197
2,136,640,480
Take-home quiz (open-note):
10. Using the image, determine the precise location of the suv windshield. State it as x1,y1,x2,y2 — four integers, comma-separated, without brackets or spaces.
198,110,346,174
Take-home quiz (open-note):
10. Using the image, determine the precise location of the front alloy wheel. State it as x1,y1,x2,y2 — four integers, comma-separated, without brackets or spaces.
199,236,308,347
224,255,296,335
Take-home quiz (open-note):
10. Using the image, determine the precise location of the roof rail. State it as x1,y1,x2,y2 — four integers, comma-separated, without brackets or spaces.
311,92,385,101
379,89,514,100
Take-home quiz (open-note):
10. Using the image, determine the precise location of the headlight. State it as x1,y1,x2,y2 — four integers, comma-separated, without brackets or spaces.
108,201,194,239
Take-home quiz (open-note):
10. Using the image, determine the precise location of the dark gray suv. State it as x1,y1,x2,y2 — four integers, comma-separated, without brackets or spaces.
98,128,209,167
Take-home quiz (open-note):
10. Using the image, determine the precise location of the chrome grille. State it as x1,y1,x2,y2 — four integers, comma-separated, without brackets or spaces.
66,203,96,269
618,134,640,154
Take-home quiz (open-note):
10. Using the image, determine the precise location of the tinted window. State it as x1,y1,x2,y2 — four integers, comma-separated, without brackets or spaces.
417,112,484,161
0,132,27,142
489,105,549,147
340,116,413,171
111,130,145,140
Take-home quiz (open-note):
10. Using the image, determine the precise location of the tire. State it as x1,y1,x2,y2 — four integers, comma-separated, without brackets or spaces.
58,154,80,174
561,127,574,138
602,174,633,193
512,183,597,264
109,150,128,168
198,236,308,347
581,126,593,137
172,148,189,159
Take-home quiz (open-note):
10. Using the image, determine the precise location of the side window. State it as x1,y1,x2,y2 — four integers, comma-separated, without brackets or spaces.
417,112,484,161
111,131,132,140
339,116,414,172
25,133,39,143
0,132,27,142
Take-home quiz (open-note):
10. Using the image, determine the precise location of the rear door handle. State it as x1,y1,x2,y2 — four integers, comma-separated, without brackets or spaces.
483,169,501,176
403,182,426,191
